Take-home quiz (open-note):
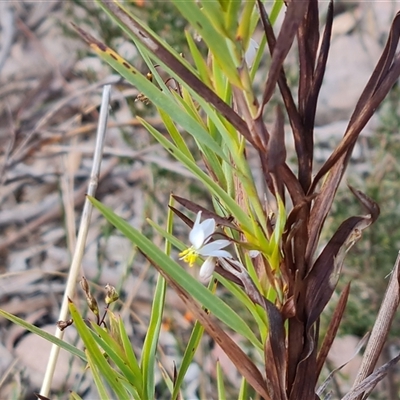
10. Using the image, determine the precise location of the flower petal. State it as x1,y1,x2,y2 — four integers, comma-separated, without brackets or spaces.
198,218,216,240
189,212,205,249
198,240,231,257
206,249,232,258
199,257,215,281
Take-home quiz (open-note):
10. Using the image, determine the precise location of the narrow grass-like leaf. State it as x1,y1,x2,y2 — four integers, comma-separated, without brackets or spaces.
219,274,268,342
238,377,249,400
68,300,129,399
269,0,285,24
89,323,141,391
171,1,242,87
185,31,212,88
68,392,83,400
72,25,227,161
172,320,205,400
119,379,141,400
225,0,241,38
158,361,174,394
118,314,142,380
85,349,112,400
146,218,185,254
139,119,255,235
151,263,270,399
200,1,229,38
0,309,86,361
237,0,255,45
212,53,231,101
141,274,166,399
89,196,263,350
95,0,252,142
158,108,194,162
316,283,350,378
216,360,227,400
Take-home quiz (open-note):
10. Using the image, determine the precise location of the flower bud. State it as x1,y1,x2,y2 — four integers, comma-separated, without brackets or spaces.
105,284,119,304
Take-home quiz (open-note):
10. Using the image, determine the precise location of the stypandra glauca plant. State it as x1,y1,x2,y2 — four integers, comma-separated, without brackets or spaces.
2,1,400,399
73,1,400,398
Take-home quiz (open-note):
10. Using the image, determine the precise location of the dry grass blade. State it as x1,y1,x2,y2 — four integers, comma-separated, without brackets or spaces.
342,353,400,400
348,252,400,400
145,255,271,400
316,283,351,378
39,85,111,397
317,333,369,397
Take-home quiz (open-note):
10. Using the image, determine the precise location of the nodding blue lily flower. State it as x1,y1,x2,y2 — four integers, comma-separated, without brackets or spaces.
179,211,232,280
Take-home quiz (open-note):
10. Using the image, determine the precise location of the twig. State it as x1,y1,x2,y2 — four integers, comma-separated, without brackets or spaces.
39,84,111,397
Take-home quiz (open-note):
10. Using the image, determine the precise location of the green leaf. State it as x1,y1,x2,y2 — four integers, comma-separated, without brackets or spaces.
200,1,230,37
85,349,112,400
118,315,143,385
88,196,263,350
171,0,242,87
68,301,129,399
159,109,194,162
218,274,267,338
217,360,227,400
89,322,142,394
139,119,255,235
147,219,185,254
237,0,256,44
172,320,205,400
0,309,86,361
185,31,212,88
225,0,241,37
69,392,84,400
72,26,227,161
238,377,249,400
141,274,166,399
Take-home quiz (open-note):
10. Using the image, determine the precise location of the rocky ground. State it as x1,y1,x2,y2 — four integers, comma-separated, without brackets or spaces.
0,1,399,399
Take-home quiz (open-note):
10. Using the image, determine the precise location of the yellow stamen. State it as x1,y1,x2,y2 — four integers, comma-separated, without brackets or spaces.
179,247,199,267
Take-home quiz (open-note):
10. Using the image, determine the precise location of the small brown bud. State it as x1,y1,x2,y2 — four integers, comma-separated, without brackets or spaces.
88,296,99,316
80,276,90,294
57,319,73,331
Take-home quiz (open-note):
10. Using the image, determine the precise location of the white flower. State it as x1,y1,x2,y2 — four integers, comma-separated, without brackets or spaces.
245,38,259,67
179,212,232,279
198,257,216,281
